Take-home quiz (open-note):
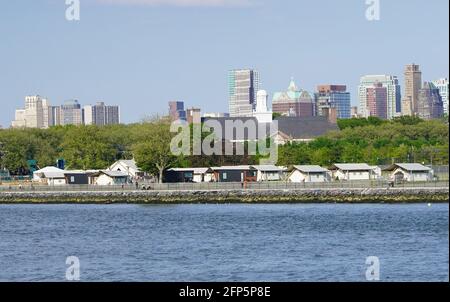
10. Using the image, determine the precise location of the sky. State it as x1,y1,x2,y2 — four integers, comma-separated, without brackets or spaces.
0,0,449,126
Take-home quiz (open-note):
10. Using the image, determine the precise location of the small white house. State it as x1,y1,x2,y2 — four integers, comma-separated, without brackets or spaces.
93,170,128,186
384,163,433,182
33,166,66,186
108,160,144,179
288,165,330,183
330,164,378,181
251,165,284,181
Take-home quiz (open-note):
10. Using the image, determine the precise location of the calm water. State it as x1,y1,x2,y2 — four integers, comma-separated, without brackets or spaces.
0,203,448,282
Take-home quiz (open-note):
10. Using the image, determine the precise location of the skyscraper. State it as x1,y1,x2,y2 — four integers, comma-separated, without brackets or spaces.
272,79,314,117
315,85,351,119
12,95,48,128
403,64,422,115
417,82,444,120
84,102,120,126
168,101,186,121
358,75,401,119
61,100,82,126
228,69,260,117
433,78,449,115
365,82,388,119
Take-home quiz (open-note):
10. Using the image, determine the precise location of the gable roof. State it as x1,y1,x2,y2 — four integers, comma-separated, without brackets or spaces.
330,163,374,171
251,165,284,172
100,170,128,178
33,166,65,179
384,163,432,172
292,165,329,173
168,168,212,174
109,159,140,172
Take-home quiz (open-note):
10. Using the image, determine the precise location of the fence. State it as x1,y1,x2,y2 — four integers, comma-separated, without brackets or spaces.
0,180,448,192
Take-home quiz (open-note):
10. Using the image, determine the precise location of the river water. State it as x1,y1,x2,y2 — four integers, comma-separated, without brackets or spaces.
0,203,448,281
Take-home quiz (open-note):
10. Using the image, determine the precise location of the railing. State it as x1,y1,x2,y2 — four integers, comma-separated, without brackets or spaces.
0,180,448,192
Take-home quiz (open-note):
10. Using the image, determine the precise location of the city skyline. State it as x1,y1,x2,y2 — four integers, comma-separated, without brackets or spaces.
0,0,449,127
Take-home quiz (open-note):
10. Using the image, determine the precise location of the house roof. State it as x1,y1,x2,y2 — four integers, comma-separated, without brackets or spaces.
168,168,212,174
211,166,255,171
330,164,374,171
251,165,284,172
383,163,432,172
274,117,339,140
292,165,329,173
109,159,140,172
33,166,65,179
100,170,128,178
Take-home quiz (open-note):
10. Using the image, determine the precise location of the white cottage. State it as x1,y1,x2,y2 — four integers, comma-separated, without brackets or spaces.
108,160,144,179
330,164,378,181
33,166,66,186
384,163,433,182
251,165,284,181
288,165,330,183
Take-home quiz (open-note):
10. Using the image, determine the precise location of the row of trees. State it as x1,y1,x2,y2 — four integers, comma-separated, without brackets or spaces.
278,117,449,166
0,117,448,180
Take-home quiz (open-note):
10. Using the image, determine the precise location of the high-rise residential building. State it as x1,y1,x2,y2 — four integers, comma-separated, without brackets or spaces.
186,107,201,124
358,75,401,119
403,64,422,115
433,78,449,115
12,95,48,128
105,104,120,125
417,82,444,120
84,102,120,126
272,79,314,117
228,69,260,117
61,100,82,126
168,101,186,121
365,82,388,119
315,85,351,119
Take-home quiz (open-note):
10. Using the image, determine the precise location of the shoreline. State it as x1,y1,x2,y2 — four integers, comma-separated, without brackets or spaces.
0,187,448,204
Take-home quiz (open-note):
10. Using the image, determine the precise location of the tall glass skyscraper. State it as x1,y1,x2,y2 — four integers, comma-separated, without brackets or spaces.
228,69,260,117
315,85,351,119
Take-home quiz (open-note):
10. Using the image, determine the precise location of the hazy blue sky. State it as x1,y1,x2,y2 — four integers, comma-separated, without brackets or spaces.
0,0,448,126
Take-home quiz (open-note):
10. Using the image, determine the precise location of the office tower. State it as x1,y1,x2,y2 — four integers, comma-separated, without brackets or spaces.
272,78,314,117
168,101,186,121
315,85,351,119
417,82,444,120
365,82,388,119
358,75,401,119
433,78,449,115
61,100,83,126
228,69,260,117
186,107,201,124
403,64,422,115
83,102,120,126
48,106,61,127
12,95,48,128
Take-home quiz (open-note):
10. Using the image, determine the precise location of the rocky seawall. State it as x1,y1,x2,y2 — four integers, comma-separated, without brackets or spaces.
0,188,448,204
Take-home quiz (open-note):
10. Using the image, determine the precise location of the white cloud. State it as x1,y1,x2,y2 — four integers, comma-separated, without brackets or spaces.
95,0,254,7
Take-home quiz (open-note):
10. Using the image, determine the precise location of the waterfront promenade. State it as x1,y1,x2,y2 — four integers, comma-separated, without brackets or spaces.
0,181,448,204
